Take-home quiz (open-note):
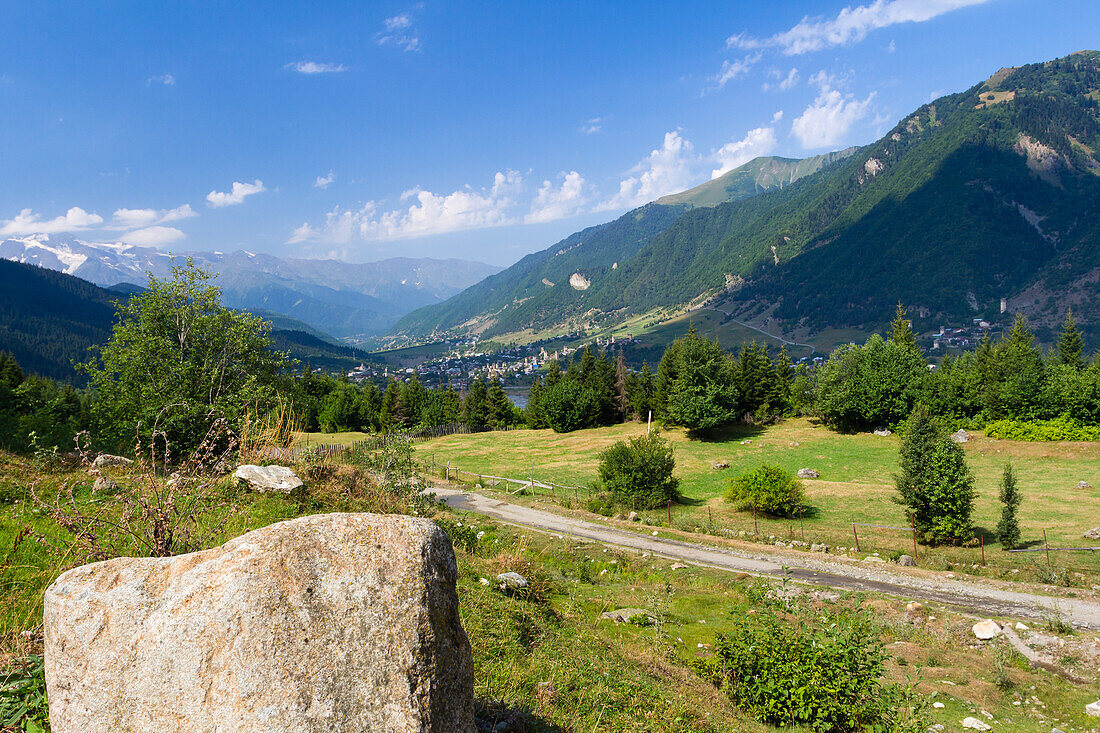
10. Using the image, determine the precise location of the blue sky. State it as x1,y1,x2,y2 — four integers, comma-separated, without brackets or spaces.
2,0,1098,266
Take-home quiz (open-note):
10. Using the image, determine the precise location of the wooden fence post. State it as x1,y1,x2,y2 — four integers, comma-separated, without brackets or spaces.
852,523,860,553
980,533,986,567
799,506,805,542
1043,529,1051,570
753,505,758,538
667,500,672,527
708,506,712,533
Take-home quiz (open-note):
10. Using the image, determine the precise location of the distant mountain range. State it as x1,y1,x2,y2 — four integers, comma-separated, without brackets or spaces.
391,51,1100,347
0,236,499,342
0,258,378,382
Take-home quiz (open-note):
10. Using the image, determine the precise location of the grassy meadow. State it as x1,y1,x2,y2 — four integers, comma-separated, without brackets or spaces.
411,418,1100,584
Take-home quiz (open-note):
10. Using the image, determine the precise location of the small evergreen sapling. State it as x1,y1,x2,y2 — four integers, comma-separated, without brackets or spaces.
996,463,1022,549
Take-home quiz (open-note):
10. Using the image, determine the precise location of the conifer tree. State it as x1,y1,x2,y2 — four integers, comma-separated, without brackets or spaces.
1056,310,1085,370
463,378,489,428
486,375,512,427
889,302,918,351
614,351,630,419
995,463,1022,549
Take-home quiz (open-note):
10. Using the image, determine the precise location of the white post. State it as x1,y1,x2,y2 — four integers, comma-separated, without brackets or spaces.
647,410,652,435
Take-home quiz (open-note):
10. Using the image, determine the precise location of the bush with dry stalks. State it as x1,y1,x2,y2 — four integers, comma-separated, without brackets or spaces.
26,415,243,563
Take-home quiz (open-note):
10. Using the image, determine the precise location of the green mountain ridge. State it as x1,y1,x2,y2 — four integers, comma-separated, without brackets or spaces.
655,148,859,208
391,50,1100,345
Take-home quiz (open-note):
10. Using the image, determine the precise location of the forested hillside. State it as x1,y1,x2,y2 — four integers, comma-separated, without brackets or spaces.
392,51,1100,344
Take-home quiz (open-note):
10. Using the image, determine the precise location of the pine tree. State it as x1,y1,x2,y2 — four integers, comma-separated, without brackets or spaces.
996,463,1022,549
486,376,512,427
614,351,630,419
1056,310,1085,370
463,378,489,428
889,302,918,351
895,404,975,544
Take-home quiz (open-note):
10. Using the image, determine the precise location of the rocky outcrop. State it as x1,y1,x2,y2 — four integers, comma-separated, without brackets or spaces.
233,464,304,494
44,513,475,733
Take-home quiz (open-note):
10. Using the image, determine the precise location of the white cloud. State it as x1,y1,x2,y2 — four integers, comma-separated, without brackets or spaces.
206,180,266,208
729,0,990,55
314,171,336,189
710,126,779,179
289,171,523,244
763,67,800,92
111,204,196,230
118,226,186,247
791,76,875,148
285,61,348,75
377,14,420,52
713,52,762,89
147,73,175,86
526,172,590,224
581,117,603,134
0,207,103,236
597,131,698,211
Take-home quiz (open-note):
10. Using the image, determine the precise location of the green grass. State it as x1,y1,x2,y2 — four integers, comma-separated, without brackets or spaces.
414,418,1100,584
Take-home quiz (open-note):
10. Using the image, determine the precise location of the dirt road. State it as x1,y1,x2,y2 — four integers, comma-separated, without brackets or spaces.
428,485,1100,630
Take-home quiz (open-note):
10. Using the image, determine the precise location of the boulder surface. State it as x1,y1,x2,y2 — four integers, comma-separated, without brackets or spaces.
233,463,304,493
44,513,475,733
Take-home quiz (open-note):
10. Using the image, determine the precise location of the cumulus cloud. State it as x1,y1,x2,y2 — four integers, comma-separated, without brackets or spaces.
729,0,990,55
0,207,103,236
285,61,348,74
791,74,874,148
111,204,196,230
713,52,762,89
289,171,523,244
710,126,779,179
597,131,698,211
525,172,590,224
118,226,186,247
206,180,266,208
147,73,175,86
376,14,420,52
314,171,336,189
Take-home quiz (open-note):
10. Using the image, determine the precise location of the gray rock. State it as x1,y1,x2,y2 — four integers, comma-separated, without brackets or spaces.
92,453,132,468
496,571,528,591
810,543,829,553
1083,527,1100,540
863,555,886,563
962,717,991,731
796,468,820,479
711,460,730,470
873,428,892,437
951,429,971,443
627,511,640,522
233,464,304,494
972,619,1002,640
1087,699,1100,717
44,513,475,733
897,554,916,567
1078,480,1093,489
91,476,118,493
600,608,656,625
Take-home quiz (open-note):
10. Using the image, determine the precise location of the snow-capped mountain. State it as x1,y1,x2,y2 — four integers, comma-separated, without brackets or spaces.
0,234,499,341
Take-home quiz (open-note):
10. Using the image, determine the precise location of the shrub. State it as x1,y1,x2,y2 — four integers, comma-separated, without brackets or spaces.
694,608,909,731
596,431,678,509
0,655,48,733
724,464,804,517
996,463,1022,549
985,417,1100,441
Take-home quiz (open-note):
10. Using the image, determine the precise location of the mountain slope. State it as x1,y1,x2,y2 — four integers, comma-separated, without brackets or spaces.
655,148,857,208
397,50,1100,344
0,238,499,339
0,261,377,382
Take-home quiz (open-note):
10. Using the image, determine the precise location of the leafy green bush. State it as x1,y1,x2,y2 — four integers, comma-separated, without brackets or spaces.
694,609,911,732
596,431,679,509
985,417,1100,441
724,464,804,517
541,379,601,433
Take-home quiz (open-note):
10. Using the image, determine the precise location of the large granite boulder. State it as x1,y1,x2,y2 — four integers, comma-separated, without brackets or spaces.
44,513,475,733
233,464,304,493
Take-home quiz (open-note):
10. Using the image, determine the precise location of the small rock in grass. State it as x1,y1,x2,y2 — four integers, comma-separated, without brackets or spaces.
1083,527,1100,540
1076,480,1092,489
600,608,655,625
627,511,639,521
951,429,970,443
670,563,687,570
711,460,730,470
496,572,528,591
233,464,304,494
1015,622,1030,631
1086,699,1100,717
972,619,1002,640
863,556,886,563
796,468,820,479
962,717,991,730
92,476,119,493
897,554,916,567
873,428,892,437
810,543,829,553
93,453,133,468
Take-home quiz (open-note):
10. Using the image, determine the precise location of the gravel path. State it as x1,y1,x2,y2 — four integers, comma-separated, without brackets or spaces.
428,485,1100,630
